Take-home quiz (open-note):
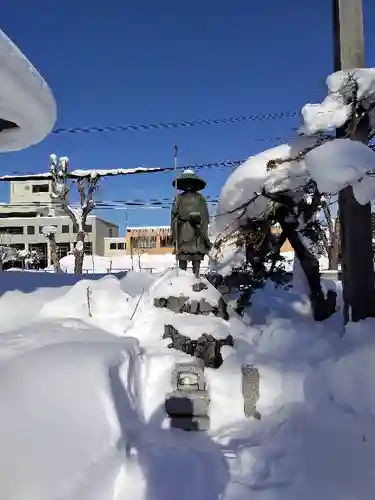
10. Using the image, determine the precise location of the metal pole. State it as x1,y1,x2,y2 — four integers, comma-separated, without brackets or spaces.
333,0,375,322
173,144,179,276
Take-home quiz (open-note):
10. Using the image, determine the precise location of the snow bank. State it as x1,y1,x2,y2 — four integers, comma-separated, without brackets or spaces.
0,336,142,500
40,275,135,335
213,136,319,238
0,286,70,334
59,253,210,274
0,29,56,151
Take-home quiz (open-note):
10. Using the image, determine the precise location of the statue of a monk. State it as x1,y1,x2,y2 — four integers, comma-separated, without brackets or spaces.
171,169,211,278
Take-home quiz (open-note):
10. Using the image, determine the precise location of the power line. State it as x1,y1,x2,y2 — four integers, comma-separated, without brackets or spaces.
6,145,296,179
51,112,298,135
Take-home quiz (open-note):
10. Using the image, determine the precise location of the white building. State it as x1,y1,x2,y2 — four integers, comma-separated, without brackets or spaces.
0,179,118,268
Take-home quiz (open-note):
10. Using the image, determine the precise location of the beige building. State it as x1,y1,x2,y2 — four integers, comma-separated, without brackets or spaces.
0,179,119,268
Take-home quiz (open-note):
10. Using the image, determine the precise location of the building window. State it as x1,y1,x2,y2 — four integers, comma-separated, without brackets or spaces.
0,226,24,234
160,234,173,247
84,224,92,233
62,225,70,234
32,184,49,193
56,243,70,259
109,228,113,237
109,241,125,251
27,225,35,235
131,236,157,249
10,243,25,250
83,242,92,254
73,225,78,233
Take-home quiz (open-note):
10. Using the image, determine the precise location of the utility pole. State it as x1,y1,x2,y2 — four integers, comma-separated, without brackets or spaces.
173,144,179,276
333,0,375,322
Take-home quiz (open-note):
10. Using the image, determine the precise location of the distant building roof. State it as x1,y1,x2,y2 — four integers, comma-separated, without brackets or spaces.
126,225,170,231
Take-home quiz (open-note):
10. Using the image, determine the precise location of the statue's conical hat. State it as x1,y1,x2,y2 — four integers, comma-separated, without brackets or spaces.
172,168,206,191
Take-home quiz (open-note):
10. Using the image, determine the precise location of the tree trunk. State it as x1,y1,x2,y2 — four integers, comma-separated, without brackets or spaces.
74,231,85,274
283,224,337,321
328,217,340,270
333,0,375,322
338,117,375,322
47,234,61,273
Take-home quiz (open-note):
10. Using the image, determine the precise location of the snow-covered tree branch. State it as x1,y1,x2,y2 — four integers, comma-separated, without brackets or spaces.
212,69,375,322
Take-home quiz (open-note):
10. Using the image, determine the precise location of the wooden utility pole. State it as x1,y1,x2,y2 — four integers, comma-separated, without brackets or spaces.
173,144,179,276
333,0,375,322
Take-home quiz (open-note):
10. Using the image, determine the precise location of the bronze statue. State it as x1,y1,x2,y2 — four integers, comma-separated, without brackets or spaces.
171,169,211,278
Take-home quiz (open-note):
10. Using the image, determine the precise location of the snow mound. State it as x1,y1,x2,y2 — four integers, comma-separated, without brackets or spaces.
40,275,135,335
213,135,319,238
150,268,222,304
0,285,70,334
0,29,56,151
0,337,142,500
119,270,158,297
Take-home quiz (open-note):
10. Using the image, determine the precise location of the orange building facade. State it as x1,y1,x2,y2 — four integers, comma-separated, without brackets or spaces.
125,226,173,255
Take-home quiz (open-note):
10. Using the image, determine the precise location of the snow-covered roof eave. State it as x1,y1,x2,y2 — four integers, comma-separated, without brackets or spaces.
0,166,172,182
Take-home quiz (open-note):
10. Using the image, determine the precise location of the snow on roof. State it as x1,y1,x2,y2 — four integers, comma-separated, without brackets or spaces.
0,166,171,182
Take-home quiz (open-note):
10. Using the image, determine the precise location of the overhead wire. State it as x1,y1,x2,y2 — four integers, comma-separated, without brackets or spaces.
51,111,298,135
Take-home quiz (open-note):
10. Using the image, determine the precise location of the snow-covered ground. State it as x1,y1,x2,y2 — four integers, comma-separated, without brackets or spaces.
56,253,211,274
46,251,326,276
0,267,374,500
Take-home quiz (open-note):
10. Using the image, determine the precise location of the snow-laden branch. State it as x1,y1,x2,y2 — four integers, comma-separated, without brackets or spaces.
300,69,375,136
213,69,375,242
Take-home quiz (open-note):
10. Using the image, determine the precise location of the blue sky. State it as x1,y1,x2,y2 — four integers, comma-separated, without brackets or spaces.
1,0,375,234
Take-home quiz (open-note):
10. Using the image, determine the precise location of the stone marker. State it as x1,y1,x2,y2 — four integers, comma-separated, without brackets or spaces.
241,364,261,420
165,359,210,431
